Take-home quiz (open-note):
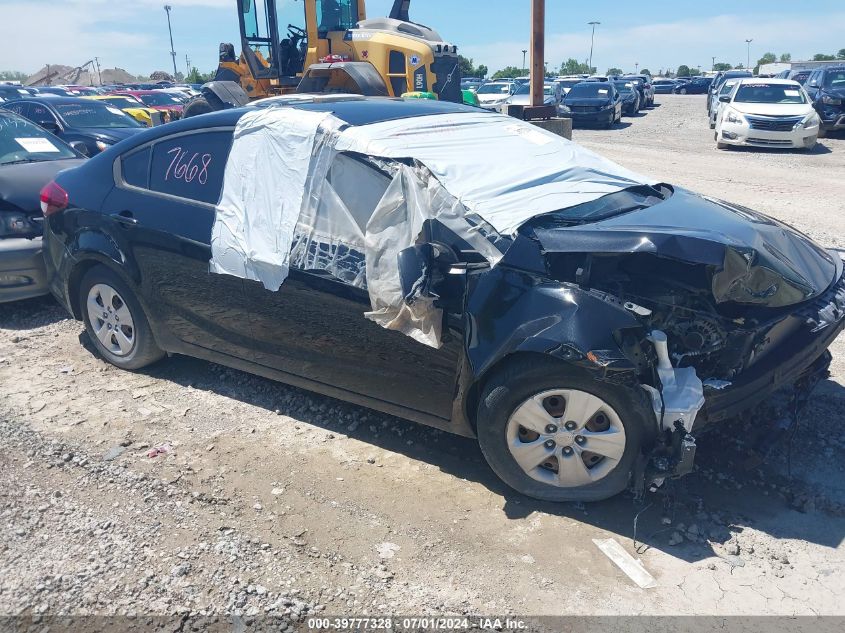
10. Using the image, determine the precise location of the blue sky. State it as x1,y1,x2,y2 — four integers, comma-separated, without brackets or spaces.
2,0,843,77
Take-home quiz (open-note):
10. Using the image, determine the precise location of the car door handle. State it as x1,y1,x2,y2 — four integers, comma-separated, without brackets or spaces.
111,211,138,226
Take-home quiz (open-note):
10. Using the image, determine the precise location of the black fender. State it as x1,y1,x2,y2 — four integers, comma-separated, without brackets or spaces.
465,265,646,383
61,229,141,319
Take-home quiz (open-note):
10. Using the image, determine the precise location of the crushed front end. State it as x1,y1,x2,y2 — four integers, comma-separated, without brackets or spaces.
516,187,845,494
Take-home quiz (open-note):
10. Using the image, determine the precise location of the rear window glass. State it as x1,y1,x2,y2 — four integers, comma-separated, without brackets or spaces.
148,131,233,205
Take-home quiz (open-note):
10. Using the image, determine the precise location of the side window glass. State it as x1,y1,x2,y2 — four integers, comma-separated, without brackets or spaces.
808,71,819,87
30,104,56,125
290,153,392,287
121,147,151,189
148,131,233,205
4,102,28,117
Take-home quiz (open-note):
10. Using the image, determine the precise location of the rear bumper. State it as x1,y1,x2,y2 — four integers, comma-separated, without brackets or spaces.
0,237,48,303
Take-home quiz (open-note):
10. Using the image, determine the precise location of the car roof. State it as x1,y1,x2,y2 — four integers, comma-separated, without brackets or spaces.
737,78,801,86
121,97,482,143
10,96,106,106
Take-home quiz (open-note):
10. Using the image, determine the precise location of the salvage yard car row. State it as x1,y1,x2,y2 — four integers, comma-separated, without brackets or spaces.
1,74,844,503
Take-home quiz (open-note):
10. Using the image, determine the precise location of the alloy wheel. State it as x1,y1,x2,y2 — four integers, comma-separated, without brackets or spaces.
86,283,136,357
506,389,626,488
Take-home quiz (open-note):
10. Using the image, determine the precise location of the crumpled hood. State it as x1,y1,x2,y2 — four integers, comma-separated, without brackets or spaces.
730,102,814,117
530,187,838,308
0,158,86,213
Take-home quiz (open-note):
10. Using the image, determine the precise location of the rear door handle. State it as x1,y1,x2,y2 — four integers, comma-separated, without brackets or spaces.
111,211,138,226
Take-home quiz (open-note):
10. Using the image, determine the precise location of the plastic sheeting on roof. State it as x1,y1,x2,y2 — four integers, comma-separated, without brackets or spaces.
209,105,655,347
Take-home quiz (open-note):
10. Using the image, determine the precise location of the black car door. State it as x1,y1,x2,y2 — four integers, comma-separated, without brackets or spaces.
241,153,462,420
102,128,255,359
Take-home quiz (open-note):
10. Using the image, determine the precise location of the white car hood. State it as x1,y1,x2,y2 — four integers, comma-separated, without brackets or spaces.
477,93,509,104
730,102,813,117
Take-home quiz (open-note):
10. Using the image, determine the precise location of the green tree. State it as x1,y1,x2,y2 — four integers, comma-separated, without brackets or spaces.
559,58,594,75
0,70,27,82
754,52,777,74
713,62,733,71
813,53,836,61
491,66,523,80
676,64,692,77
735,63,745,69
458,55,488,78
780,53,792,62
837,49,845,60
186,67,214,84
639,68,651,76
606,67,623,76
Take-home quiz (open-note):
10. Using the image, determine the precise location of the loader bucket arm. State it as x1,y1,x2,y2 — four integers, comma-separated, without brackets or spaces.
389,0,410,21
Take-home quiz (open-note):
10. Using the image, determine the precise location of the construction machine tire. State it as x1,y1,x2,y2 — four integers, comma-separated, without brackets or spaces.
183,96,215,119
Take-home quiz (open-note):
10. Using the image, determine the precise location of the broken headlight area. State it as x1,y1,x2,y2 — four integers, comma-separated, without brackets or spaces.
538,246,844,495
546,251,844,385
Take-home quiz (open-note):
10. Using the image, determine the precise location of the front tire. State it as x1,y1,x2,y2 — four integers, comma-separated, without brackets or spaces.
476,358,646,502
79,266,165,370
183,96,215,119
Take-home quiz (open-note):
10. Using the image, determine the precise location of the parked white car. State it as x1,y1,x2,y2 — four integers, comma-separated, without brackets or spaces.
715,79,820,151
475,81,515,109
709,78,742,129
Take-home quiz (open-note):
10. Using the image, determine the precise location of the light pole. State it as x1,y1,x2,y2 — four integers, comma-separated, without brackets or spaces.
588,21,600,72
745,38,753,71
635,62,639,73
521,49,528,74
164,5,178,78
711,56,716,71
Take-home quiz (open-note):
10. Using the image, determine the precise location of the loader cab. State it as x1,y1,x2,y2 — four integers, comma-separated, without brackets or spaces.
237,0,364,81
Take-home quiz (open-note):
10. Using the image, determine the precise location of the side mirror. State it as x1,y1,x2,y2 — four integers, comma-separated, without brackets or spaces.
37,120,61,134
69,140,90,157
718,95,730,103
398,243,435,305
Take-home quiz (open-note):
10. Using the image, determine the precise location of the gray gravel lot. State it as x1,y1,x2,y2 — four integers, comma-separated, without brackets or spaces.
1,95,845,623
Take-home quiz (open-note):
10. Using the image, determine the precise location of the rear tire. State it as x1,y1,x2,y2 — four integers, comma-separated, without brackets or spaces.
476,357,647,502
79,266,165,371
183,96,215,119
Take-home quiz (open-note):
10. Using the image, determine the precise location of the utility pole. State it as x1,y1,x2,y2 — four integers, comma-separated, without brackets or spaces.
185,54,191,78
588,21,600,72
530,0,545,106
745,39,753,71
522,49,528,74
94,57,102,86
164,5,178,78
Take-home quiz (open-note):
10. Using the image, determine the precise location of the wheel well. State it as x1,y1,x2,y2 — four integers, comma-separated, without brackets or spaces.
66,260,102,320
464,352,575,433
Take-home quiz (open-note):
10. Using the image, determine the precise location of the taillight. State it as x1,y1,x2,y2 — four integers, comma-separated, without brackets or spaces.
40,181,69,217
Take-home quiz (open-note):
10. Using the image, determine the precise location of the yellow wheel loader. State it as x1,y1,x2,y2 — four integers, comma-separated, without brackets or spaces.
184,0,462,117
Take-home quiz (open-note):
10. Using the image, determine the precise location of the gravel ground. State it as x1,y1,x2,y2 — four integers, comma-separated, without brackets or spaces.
2,95,845,625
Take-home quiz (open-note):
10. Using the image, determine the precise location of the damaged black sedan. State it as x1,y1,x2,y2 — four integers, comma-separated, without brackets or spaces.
41,97,845,502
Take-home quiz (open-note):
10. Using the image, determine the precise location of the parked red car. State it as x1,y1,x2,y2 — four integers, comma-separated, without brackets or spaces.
111,90,184,120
